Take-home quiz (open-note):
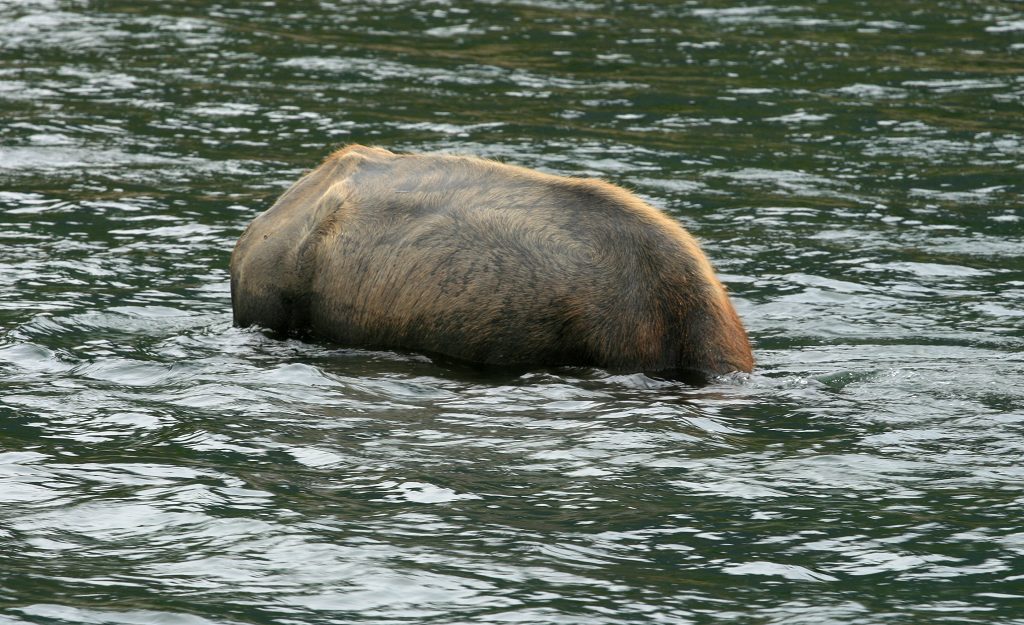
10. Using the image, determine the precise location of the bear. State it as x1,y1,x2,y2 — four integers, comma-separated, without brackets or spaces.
230,144,753,382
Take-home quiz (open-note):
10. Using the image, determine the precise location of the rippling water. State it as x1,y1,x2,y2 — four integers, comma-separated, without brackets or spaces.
2,1,1023,623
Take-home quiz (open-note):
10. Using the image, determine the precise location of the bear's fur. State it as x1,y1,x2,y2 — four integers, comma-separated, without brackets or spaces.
230,145,753,380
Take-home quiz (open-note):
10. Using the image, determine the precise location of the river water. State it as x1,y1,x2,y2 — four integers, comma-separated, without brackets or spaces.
1,1,1022,624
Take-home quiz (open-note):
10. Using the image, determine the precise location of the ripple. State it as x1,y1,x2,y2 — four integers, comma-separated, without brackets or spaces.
870,261,992,279
834,83,909,99
723,561,838,582
0,341,72,374
0,146,184,172
703,167,850,198
15,605,226,625
764,110,833,124
378,481,483,504
986,19,1024,33
0,12,127,50
72,358,182,387
903,78,1010,93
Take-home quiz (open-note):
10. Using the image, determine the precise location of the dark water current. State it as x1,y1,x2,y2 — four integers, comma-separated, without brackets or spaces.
2,1,1023,623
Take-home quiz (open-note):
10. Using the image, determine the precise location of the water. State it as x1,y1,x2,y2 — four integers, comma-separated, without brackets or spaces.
1,1,1022,623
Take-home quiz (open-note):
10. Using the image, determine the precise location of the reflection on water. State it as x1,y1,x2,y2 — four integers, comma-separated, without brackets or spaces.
1,0,1022,623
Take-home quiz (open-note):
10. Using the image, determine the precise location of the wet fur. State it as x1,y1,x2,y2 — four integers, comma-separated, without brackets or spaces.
230,145,754,380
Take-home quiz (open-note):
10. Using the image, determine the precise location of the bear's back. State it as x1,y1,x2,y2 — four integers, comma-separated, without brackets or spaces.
230,145,753,379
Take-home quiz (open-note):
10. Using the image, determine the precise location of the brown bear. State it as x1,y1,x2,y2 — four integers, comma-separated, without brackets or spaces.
230,145,753,381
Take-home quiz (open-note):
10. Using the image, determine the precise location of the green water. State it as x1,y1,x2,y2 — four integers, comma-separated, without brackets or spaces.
1,1,1022,623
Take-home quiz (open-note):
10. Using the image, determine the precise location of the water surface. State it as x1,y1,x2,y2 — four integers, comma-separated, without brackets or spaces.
1,1,1023,624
